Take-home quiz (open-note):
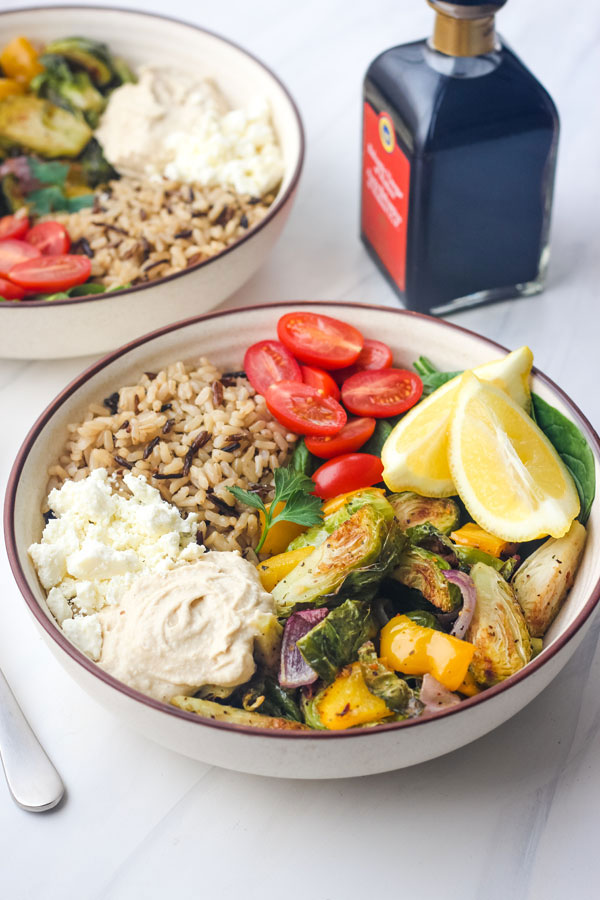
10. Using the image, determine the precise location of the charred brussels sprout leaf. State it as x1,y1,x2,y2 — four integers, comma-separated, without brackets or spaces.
389,492,460,534
406,522,460,568
296,599,377,683
33,55,106,126
453,544,505,573
287,488,394,552
358,641,413,713
171,695,309,730
78,137,119,187
273,506,404,617
240,676,302,722
467,563,532,686
392,546,462,612
43,37,115,86
512,521,586,637
403,609,443,631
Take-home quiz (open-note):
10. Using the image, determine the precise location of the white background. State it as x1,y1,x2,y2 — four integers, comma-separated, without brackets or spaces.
1,1,600,898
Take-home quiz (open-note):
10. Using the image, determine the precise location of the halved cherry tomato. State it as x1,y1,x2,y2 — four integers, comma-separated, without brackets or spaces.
312,453,384,499
265,381,347,436
342,368,423,417
300,365,341,401
0,239,40,277
0,276,25,300
8,254,91,292
26,221,71,256
277,312,364,370
305,417,376,459
0,214,29,242
333,339,394,383
244,339,302,397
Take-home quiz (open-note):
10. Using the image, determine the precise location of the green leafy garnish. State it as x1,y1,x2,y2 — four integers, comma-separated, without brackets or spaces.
228,465,323,553
531,393,596,524
26,157,94,215
28,158,70,185
413,356,461,395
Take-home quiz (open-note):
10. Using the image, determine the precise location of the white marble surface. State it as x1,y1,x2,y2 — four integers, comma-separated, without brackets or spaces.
1,0,599,897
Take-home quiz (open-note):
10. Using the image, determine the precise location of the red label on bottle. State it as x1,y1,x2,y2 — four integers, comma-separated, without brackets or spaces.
361,103,410,292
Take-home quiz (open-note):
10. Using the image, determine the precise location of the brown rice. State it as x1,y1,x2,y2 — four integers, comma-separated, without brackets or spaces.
50,177,276,289
47,358,297,559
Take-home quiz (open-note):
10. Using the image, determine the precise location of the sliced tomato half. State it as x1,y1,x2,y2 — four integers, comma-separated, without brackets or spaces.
342,368,423,417
277,311,364,370
0,276,25,300
0,239,40,277
300,364,341,401
333,339,394,383
0,214,29,242
265,381,347,436
312,453,384,499
305,417,376,459
26,221,71,256
8,254,91,292
244,339,302,397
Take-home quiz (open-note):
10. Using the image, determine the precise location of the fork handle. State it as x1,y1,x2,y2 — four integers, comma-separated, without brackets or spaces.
0,667,64,812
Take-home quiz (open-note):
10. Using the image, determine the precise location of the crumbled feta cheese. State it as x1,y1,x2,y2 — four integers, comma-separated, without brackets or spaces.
46,586,73,625
63,614,103,661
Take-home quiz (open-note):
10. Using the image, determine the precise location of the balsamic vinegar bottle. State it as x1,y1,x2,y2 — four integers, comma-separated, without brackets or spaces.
360,0,559,315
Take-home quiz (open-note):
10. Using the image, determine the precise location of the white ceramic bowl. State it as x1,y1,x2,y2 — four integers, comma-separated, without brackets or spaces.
5,302,600,778
0,7,304,359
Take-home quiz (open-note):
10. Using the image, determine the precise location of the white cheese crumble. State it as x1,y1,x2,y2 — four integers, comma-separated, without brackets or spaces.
28,468,205,660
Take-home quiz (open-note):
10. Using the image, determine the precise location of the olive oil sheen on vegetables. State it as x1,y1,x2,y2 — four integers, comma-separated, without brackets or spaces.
361,0,559,315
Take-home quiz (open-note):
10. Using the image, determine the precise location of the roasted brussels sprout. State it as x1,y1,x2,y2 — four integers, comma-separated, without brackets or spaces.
0,95,91,157
78,137,119,187
240,676,302,722
512,520,586,637
171,695,309,729
43,37,114,86
252,612,283,674
406,522,459,567
273,506,404,617
287,488,394,552
357,641,414,713
389,492,460,534
32,55,106,126
296,599,376,683
392,546,462,612
467,563,532,686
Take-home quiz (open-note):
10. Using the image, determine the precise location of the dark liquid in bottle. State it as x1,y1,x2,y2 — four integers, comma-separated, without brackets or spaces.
362,41,559,314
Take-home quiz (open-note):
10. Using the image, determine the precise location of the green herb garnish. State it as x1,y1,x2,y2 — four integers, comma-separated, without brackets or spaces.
228,466,323,553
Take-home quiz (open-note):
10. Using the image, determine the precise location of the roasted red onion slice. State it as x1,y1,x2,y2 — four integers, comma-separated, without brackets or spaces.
279,609,329,688
442,569,477,639
420,674,461,714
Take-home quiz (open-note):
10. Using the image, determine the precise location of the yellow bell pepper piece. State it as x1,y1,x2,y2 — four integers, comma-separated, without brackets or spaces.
0,77,24,99
321,487,385,517
257,546,314,592
258,501,307,556
0,37,43,84
380,614,474,692
457,670,481,697
450,523,516,559
316,662,393,730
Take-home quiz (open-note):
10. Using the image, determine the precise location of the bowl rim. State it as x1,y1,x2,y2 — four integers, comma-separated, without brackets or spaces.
5,300,600,741
0,4,305,310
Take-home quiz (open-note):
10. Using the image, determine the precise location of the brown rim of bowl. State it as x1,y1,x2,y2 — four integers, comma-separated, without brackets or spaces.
0,4,305,310
5,301,600,740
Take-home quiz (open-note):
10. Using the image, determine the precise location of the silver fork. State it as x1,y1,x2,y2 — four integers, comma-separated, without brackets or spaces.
0,667,64,812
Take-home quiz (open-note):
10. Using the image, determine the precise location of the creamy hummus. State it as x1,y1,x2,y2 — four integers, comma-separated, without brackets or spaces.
98,552,275,703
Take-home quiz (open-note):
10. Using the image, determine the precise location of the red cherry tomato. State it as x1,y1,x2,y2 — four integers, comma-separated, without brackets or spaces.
265,381,347,436
26,221,71,256
342,368,423,418
8,254,91,292
277,311,364,370
244,339,302,397
0,239,40,277
0,276,25,300
300,364,341,401
312,453,384,499
305,417,376,459
0,214,29,242
333,339,394,383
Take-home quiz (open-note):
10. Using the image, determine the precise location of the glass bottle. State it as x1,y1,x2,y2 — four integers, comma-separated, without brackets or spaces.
360,0,559,315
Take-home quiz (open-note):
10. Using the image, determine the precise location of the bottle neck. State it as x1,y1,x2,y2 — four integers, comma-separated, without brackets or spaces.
430,9,497,57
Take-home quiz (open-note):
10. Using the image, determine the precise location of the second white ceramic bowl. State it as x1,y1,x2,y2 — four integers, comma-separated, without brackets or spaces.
5,302,600,778
0,7,304,359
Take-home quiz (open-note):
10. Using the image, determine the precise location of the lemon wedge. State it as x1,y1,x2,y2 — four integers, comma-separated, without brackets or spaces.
448,373,579,540
381,346,533,496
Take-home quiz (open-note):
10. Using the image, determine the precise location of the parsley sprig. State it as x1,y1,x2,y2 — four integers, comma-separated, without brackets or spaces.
228,467,323,553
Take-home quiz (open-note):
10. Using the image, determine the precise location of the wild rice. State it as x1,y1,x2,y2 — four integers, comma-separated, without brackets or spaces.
48,358,297,556
49,177,276,289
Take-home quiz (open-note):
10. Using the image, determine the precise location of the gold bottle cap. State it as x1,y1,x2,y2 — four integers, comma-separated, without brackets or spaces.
428,2,502,57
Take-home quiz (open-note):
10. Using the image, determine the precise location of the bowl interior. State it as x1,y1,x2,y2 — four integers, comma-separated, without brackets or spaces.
0,6,302,204
8,303,600,715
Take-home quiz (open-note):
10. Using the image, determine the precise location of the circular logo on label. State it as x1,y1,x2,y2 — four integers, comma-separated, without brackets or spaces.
378,114,395,154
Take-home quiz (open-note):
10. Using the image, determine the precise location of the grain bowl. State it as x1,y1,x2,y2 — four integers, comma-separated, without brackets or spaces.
0,7,304,359
5,302,600,778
